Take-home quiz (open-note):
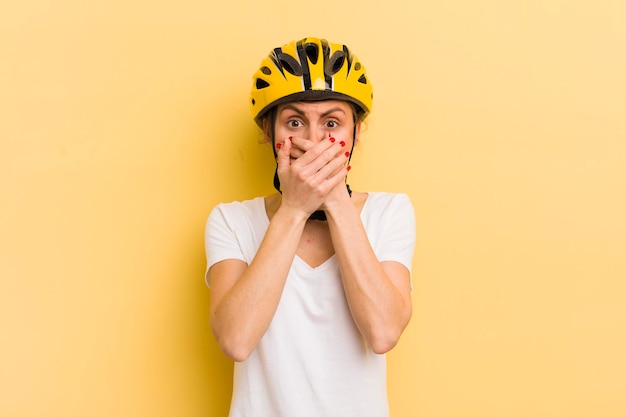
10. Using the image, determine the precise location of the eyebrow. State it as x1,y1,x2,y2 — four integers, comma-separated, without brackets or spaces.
280,104,347,118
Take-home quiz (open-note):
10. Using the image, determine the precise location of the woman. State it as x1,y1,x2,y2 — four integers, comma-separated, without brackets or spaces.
205,37,416,417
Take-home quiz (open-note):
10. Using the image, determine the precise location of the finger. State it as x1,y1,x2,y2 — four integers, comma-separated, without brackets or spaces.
293,148,348,196
286,138,305,160
288,136,314,153
289,149,304,161
292,136,336,167
276,137,293,169
314,148,350,182
301,140,347,176
315,163,351,197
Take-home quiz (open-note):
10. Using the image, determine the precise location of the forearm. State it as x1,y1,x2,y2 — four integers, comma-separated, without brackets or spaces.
325,201,412,354
210,206,307,361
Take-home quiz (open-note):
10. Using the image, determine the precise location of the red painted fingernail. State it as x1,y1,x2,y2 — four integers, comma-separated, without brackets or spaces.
288,136,293,141
329,137,336,143
276,143,282,149
340,141,346,147
346,165,352,171
345,151,350,157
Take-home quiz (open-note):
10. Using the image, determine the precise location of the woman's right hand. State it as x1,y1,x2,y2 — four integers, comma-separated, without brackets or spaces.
276,136,350,218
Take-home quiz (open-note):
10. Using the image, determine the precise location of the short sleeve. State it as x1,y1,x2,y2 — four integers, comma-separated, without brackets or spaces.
375,193,416,273
204,204,246,287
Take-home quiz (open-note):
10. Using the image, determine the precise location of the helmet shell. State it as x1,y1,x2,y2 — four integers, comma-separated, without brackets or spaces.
250,37,373,127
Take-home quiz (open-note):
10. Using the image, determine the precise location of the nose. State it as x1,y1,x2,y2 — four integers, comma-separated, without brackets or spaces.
306,126,329,144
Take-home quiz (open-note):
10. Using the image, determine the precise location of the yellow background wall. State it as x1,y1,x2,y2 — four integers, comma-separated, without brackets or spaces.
2,1,625,416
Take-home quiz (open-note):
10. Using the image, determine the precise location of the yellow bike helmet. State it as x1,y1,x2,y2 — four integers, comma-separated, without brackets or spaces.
250,37,373,127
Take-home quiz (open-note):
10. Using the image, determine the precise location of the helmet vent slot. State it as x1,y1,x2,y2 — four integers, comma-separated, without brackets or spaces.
277,53,303,76
304,43,319,64
251,37,373,125
256,78,270,89
326,51,345,75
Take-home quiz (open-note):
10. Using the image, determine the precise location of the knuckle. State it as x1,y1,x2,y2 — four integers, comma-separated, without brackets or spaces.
296,171,309,182
323,149,335,164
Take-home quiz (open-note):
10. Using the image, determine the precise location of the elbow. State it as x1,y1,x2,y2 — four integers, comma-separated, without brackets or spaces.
369,310,412,355
214,332,255,362
221,343,253,362
212,327,256,362
213,330,255,362
211,315,256,362
370,333,401,355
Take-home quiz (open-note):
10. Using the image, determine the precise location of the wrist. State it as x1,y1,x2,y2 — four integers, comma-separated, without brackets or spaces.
322,196,356,220
274,203,311,225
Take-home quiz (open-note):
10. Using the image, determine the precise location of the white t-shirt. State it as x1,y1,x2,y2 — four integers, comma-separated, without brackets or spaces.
205,192,416,417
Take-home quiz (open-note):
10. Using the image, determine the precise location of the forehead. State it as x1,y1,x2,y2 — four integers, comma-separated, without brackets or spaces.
276,100,353,115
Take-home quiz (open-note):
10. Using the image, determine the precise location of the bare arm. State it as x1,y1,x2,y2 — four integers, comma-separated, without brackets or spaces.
324,192,413,354
209,205,307,362
209,137,349,361
290,133,413,353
